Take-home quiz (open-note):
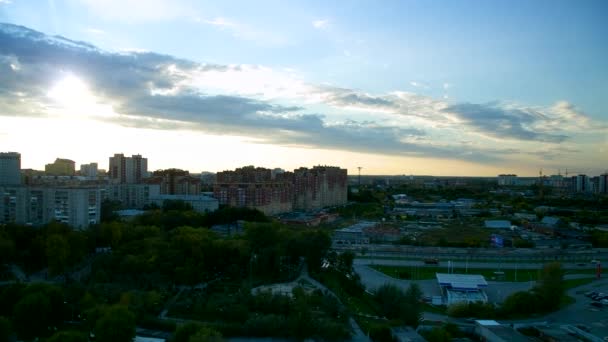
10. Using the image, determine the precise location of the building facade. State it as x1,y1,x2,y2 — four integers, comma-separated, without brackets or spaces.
0,186,101,229
109,154,148,184
0,152,21,185
293,166,348,211
213,165,347,215
214,166,294,215
104,183,161,209
148,169,201,195
45,158,76,176
150,194,219,213
79,163,98,179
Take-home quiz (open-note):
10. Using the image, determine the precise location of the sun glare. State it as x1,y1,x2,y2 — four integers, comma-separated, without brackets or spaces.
47,74,115,118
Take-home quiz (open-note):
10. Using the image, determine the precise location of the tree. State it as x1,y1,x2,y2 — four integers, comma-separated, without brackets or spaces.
173,322,221,342
403,284,423,326
374,284,405,320
13,292,52,339
533,262,565,311
47,330,88,342
0,316,11,342
188,327,223,342
95,305,136,342
46,234,70,275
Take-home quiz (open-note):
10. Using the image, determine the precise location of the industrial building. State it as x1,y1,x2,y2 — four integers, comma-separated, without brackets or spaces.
436,273,488,305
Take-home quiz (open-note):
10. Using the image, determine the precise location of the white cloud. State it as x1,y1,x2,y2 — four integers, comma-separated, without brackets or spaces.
78,0,193,22
201,17,287,45
312,19,329,29
443,82,450,90
204,17,237,28
410,81,429,89
85,28,105,35
0,0,12,4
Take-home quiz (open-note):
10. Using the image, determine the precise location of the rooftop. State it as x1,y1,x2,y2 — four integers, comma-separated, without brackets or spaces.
436,273,488,290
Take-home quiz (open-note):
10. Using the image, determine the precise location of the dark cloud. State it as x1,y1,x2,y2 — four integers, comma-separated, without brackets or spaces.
0,23,506,163
443,102,568,143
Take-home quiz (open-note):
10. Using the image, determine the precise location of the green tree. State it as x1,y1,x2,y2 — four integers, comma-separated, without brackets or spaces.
13,292,52,339
533,262,565,311
95,305,136,342
46,234,70,276
0,316,11,342
47,330,88,342
403,284,423,326
188,327,223,342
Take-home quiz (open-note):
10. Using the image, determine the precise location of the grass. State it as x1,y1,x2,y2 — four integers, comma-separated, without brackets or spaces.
422,303,446,315
563,277,596,290
371,265,543,282
371,264,598,282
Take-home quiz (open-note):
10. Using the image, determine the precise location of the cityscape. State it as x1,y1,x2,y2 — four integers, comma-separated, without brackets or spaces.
1,1,608,342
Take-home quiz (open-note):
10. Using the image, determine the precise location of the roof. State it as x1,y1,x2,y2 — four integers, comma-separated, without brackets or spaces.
436,273,488,290
484,220,511,229
476,320,500,326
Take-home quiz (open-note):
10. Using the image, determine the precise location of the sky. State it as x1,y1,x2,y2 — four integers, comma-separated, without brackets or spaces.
0,0,607,176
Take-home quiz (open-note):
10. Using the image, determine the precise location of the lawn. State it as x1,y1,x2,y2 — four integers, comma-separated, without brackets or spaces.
371,265,598,282
371,265,542,282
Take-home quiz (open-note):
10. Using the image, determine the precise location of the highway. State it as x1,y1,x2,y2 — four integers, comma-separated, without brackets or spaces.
334,244,608,263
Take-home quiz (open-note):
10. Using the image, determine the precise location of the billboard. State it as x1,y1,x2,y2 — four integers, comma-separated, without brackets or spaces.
491,234,504,248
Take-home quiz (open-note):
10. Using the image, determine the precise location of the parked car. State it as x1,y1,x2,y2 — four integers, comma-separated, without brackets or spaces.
586,291,598,297
591,302,603,308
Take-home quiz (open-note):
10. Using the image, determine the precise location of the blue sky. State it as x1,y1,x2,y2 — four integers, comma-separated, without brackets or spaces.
0,0,606,175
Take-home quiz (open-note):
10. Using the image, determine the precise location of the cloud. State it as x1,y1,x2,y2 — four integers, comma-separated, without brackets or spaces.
0,23,603,166
84,28,105,35
312,19,329,29
200,17,288,45
443,102,568,142
410,81,429,89
203,17,237,29
77,0,193,22
0,0,12,4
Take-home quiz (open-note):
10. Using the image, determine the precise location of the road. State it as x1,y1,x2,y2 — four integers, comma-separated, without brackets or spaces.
336,244,608,263
354,257,599,271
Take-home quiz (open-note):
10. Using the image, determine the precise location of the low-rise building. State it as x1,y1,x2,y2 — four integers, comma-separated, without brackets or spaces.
150,194,218,213
474,320,531,342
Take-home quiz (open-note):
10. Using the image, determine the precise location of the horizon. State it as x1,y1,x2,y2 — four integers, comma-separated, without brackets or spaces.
1,1,607,176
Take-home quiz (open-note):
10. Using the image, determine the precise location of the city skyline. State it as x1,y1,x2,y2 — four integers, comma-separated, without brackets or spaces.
1,1,607,176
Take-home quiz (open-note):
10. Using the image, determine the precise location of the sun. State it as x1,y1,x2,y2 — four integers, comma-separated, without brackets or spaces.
47,74,115,118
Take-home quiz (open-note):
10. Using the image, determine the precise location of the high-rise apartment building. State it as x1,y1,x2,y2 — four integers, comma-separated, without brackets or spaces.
109,154,148,184
497,174,517,186
45,158,76,176
104,183,160,209
573,174,590,193
599,174,608,194
0,152,21,185
0,186,101,229
293,166,348,211
214,165,347,215
148,169,201,195
214,166,294,215
80,163,98,178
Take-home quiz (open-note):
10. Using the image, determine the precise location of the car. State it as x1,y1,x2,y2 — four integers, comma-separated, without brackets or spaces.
591,302,603,308
586,291,598,297
591,260,600,264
